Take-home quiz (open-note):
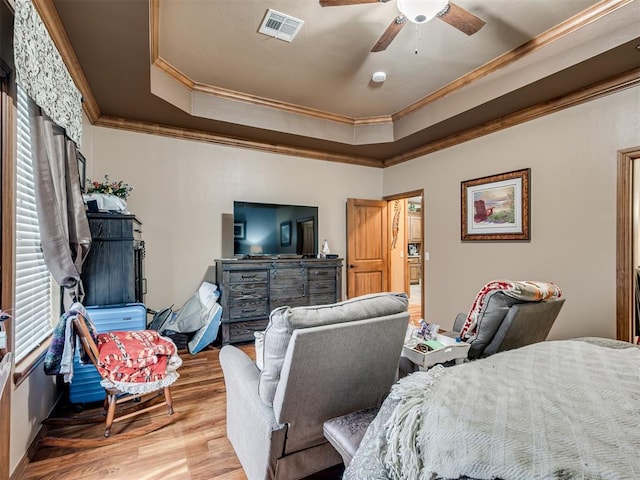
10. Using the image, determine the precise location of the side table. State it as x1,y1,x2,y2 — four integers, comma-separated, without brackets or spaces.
402,333,470,371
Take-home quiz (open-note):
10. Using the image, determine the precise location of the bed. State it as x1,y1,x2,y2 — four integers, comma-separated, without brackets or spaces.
344,338,640,480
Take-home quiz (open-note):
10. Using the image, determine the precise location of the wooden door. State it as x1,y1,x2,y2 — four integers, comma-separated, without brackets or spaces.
346,198,388,298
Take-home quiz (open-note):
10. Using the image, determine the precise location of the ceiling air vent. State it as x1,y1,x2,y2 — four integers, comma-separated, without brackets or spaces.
258,9,304,43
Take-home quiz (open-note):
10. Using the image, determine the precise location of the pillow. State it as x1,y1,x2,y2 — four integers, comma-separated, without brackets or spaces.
187,302,223,354
258,292,409,406
254,330,265,371
164,282,220,333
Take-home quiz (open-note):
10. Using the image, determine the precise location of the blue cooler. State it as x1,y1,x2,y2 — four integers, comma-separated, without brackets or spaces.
68,303,147,405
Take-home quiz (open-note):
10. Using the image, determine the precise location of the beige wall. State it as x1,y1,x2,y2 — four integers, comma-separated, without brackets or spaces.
83,127,384,308
383,86,640,340
10,369,57,473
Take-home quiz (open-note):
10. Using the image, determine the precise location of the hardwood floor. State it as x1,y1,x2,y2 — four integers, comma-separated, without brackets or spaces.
408,303,422,325
17,344,344,480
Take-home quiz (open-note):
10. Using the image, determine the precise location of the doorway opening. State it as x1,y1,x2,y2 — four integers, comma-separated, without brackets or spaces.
616,146,640,344
344,191,424,325
385,190,424,325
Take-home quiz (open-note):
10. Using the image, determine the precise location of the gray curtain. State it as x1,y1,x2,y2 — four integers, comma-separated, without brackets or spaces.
29,101,91,307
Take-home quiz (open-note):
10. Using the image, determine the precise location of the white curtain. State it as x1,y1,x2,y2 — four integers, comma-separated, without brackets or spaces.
29,101,91,306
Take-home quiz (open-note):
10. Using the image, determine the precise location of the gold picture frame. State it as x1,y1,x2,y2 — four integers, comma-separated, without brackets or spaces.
461,168,530,241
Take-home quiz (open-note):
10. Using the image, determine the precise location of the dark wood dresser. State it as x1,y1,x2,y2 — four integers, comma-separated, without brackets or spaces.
216,258,343,345
81,213,145,306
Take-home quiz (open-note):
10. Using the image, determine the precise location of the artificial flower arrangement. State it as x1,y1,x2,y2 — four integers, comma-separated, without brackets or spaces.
86,174,133,199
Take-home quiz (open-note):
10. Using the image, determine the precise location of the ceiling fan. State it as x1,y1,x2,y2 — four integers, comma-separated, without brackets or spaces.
319,0,486,52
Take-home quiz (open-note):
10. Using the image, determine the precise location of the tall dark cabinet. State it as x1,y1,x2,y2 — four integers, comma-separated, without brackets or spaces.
81,213,145,306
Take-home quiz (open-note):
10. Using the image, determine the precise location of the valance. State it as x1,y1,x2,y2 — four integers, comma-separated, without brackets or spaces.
14,0,82,145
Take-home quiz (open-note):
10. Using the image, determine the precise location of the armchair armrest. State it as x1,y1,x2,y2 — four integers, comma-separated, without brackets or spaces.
452,313,467,333
219,346,287,480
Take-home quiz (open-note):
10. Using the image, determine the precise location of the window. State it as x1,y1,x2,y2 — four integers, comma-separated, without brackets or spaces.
14,86,52,363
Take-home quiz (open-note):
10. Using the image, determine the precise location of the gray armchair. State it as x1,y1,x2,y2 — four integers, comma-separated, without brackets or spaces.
445,291,565,359
220,292,409,480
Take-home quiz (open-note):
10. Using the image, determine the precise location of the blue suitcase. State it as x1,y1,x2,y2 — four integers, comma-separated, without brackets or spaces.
69,303,147,405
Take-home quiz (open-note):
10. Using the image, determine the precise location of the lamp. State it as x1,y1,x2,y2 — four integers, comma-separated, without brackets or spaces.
397,0,449,24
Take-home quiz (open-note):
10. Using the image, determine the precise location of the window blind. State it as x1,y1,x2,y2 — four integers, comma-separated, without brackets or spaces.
14,86,52,363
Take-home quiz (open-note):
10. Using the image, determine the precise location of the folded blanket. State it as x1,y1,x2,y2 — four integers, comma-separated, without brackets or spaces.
97,330,177,383
459,280,562,340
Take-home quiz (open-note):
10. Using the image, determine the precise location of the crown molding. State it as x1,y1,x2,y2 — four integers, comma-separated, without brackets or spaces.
94,115,384,168
384,67,640,166
392,0,633,121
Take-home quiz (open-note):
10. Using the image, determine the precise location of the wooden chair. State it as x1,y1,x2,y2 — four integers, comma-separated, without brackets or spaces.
41,313,180,448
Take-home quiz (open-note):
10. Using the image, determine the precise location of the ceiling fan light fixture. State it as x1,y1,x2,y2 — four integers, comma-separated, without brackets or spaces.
397,0,449,24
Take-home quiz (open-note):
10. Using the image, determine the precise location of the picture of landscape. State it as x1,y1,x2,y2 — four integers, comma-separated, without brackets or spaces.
472,185,515,226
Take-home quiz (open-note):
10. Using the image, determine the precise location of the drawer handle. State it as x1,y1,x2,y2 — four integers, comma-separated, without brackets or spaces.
242,307,258,313
242,289,256,295
241,274,258,279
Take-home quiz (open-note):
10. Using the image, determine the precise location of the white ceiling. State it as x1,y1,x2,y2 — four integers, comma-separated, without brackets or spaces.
157,0,599,118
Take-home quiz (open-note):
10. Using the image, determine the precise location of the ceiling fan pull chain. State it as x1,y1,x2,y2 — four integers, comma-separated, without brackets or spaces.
415,24,419,55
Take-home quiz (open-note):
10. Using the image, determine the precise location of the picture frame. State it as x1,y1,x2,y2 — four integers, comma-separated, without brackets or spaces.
280,221,291,246
77,151,86,192
461,168,530,241
234,221,246,240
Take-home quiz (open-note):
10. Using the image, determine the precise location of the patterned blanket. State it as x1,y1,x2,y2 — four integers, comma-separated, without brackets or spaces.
344,339,640,480
459,280,562,340
97,330,177,383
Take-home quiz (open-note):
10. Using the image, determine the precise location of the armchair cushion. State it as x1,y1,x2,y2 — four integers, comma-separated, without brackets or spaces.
258,292,409,406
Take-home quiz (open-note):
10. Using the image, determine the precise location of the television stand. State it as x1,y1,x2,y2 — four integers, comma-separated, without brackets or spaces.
215,257,343,345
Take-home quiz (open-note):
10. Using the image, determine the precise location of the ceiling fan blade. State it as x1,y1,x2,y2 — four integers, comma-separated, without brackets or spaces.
437,2,486,36
371,16,407,52
319,0,385,6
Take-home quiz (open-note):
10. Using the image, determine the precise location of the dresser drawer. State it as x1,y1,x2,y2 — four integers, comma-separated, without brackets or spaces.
229,270,269,284
228,319,269,343
307,267,336,279
307,279,336,295
308,292,338,306
228,282,268,300
229,300,270,320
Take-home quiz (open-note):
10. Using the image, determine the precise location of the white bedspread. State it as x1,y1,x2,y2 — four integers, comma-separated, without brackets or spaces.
345,339,640,480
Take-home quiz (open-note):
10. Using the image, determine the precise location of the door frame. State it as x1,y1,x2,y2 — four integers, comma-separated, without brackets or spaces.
384,189,425,321
616,146,640,342
0,60,14,480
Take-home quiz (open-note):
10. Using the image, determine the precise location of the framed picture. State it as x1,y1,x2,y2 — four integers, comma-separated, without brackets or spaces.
234,221,246,239
77,151,86,192
461,168,530,241
280,221,291,246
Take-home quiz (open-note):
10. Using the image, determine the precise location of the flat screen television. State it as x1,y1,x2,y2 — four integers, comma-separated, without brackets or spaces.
233,201,318,258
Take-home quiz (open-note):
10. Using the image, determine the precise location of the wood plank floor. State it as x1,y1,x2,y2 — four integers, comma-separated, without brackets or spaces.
408,303,422,325
16,344,344,480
